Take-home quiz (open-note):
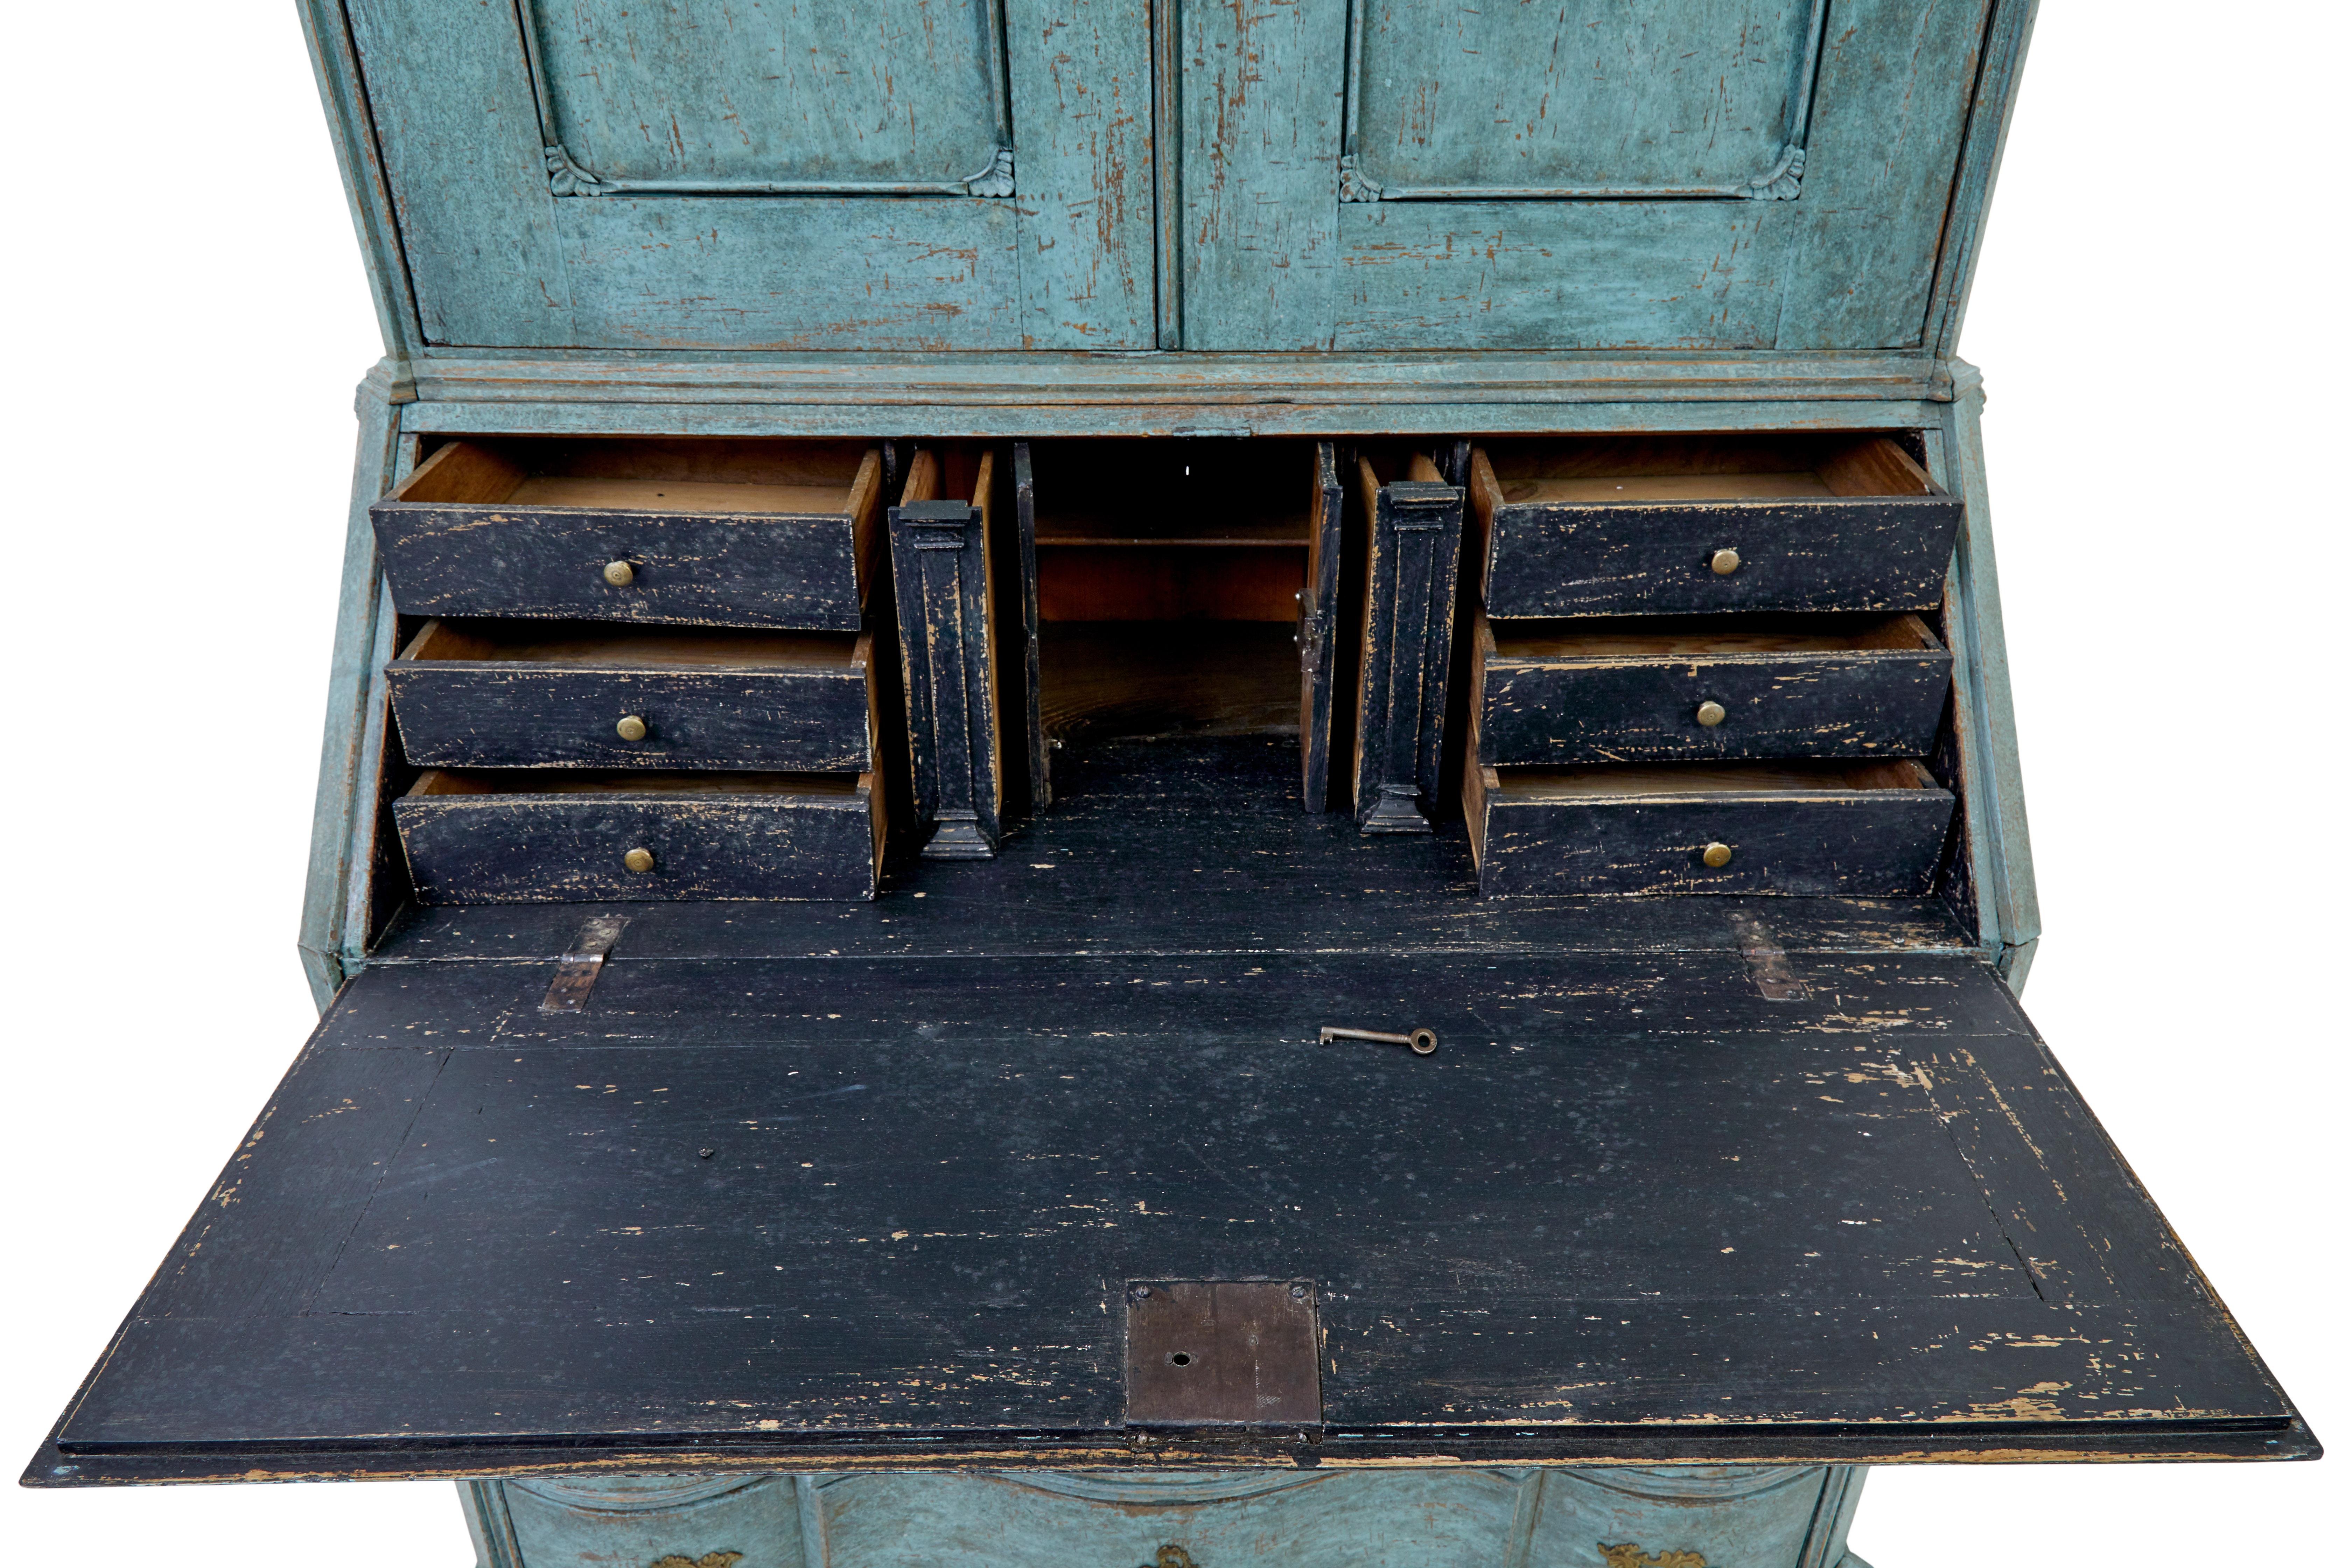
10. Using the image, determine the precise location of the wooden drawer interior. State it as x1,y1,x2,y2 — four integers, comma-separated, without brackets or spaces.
397,436,883,518
1484,610,1940,662
1474,433,1940,506
1480,758,1941,801
397,618,867,671
1029,439,1314,747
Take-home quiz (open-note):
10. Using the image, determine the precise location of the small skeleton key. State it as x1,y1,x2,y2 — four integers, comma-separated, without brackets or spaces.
1320,1025,1438,1056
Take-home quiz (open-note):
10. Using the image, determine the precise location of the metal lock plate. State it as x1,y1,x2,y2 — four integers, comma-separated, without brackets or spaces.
1124,1280,1321,1428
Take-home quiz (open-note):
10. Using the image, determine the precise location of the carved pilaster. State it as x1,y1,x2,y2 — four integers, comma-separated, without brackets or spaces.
891,499,1004,859
1352,469,1465,834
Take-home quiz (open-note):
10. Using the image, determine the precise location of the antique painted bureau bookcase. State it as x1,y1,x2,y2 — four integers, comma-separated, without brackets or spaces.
25,0,2318,1563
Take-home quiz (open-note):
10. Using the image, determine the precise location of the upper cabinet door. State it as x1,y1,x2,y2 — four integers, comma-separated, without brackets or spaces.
1177,0,1998,351
348,0,1156,349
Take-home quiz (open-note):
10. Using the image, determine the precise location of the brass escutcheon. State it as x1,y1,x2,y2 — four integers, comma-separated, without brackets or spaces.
616,714,649,741
1695,700,1727,727
1702,842,1733,868
624,847,656,873
1709,548,1741,575
603,559,637,586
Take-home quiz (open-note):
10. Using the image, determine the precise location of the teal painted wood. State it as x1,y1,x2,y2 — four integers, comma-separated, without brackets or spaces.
1177,0,1344,349
1770,0,1996,349
1933,362,2042,991
402,351,1959,410
332,0,1152,350
292,0,419,361
1930,0,2042,361
1170,0,2023,352
303,5,2035,359
1006,0,1157,347
461,1465,1872,1568
295,358,411,1008
340,0,575,349
1331,202,1797,350
552,197,1025,350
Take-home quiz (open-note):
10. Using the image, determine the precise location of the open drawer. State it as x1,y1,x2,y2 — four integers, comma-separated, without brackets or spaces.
1464,757,1955,896
1468,434,1963,618
386,620,876,772
1470,610,1952,765
371,438,886,631
393,770,883,902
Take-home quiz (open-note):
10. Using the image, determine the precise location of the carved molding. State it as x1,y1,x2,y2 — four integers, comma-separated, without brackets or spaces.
544,139,1013,200
1338,153,1384,203
1340,138,1805,203
544,142,607,197
1339,0,1826,202
962,146,1016,197
1737,144,1806,200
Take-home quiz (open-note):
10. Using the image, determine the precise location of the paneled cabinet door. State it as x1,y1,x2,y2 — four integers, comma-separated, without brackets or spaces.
346,0,1156,349
1175,0,2008,351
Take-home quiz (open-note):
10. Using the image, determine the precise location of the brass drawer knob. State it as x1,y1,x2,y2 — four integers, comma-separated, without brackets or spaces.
615,714,649,742
1695,700,1727,727
623,847,656,873
1702,842,1733,868
602,559,636,587
1710,547,1741,575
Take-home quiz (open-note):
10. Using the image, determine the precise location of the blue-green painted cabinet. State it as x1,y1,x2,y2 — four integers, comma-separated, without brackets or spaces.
348,0,2007,353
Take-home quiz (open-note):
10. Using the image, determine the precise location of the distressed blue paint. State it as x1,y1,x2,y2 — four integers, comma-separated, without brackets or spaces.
296,358,411,1007
463,1466,1871,1568
1939,360,2042,992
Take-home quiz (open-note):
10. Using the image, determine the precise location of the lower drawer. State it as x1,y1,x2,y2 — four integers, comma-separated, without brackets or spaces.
1464,759,1954,896
1472,610,1951,764
394,771,882,902
387,620,874,770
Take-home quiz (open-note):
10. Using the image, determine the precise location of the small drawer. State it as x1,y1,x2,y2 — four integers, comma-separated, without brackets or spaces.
372,438,885,630
387,620,875,771
1468,434,1962,617
394,770,883,902
1470,610,1951,765
1463,758,1954,896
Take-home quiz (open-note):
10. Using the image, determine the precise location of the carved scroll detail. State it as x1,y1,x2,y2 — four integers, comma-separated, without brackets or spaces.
963,147,1016,197
1599,1547,1706,1568
545,142,608,196
1338,153,1385,202
1736,143,1806,200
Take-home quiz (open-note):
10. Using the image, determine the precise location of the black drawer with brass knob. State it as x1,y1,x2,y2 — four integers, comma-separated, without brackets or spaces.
1462,757,1955,897
1467,609,1953,765
370,436,886,630
385,620,877,772
391,770,883,902
1466,434,1962,618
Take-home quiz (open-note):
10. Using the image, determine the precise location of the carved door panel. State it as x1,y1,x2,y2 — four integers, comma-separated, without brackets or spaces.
347,0,1156,349
1174,0,2000,351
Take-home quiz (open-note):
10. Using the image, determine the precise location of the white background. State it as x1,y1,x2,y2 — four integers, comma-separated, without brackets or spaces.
1,2,2339,1562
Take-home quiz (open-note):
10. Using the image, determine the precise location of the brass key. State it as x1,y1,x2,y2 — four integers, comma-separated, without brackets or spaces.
1320,1025,1437,1056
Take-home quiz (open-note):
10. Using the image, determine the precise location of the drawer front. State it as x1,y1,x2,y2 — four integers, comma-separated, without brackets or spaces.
1477,645,1952,765
1481,496,1963,617
388,662,872,771
504,1474,803,1568
395,778,880,902
1467,772,1954,896
371,504,865,630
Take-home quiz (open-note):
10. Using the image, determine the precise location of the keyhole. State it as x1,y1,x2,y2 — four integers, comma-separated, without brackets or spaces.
1168,1351,1193,1367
